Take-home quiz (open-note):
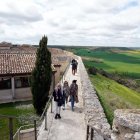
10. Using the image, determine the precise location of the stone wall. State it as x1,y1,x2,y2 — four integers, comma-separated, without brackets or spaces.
78,57,111,139
20,128,35,140
112,109,140,140
54,65,61,85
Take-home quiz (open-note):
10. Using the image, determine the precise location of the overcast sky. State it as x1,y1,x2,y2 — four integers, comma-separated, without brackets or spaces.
0,0,140,47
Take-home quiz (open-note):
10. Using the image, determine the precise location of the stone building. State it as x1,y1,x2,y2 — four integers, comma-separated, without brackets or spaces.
0,42,58,103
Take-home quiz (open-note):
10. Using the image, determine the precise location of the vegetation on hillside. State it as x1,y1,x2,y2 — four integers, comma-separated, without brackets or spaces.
73,48,140,81
90,74,140,125
88,67,139,92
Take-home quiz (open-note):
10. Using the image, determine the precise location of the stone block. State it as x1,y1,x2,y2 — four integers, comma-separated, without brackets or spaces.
134,132,140,140
125,133,134,140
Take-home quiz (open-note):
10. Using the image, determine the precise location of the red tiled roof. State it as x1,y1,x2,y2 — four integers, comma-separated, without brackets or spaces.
0,45,62,76
0,52,57,76
0,52,35,76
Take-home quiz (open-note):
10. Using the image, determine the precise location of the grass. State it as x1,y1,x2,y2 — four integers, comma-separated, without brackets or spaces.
74,49,140,79
0,101,37,140
90,74,140,125
0,101,34,115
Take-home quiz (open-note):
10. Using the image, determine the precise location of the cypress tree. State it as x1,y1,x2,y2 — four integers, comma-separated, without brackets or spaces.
31,36,52,115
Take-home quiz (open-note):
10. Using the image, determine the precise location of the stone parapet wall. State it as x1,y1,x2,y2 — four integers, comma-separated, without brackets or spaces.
112,109,140,140
20,128,35,140
78,57,111,139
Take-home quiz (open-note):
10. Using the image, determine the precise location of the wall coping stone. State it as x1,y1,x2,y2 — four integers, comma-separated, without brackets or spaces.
114,109,140,132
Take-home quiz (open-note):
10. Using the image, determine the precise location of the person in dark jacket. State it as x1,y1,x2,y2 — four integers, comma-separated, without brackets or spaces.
69,80,78,111
53,83,63,119
71,59,77,75
62,81,70,110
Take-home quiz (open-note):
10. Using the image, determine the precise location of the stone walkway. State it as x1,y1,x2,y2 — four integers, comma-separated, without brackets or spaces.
38,57,86,140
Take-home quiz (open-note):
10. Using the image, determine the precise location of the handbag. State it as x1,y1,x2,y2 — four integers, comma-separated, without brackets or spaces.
74,95,79,103
58,99,63,106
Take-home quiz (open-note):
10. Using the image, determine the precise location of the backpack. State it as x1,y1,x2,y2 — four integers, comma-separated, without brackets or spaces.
70,84,77,95
72,61,77,69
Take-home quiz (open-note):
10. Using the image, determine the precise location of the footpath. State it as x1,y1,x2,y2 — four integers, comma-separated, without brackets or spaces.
38,57,86,140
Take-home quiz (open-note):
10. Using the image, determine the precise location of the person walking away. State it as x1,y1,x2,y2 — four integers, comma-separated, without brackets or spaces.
71,58,75,64
53,83,63,119
71,59,77,75
69,80,78,111
75,59,78,73
62,81,70,110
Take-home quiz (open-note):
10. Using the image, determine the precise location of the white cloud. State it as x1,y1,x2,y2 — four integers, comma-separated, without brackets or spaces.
0,0,43,24
0,0,140,47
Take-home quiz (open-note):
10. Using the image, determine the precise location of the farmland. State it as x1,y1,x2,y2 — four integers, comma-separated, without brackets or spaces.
90,74,140,124
72,48,140,79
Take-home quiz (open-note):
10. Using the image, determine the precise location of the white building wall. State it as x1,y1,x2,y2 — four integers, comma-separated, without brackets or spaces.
0,74,55,103
15,87,32,99
0,89,13,102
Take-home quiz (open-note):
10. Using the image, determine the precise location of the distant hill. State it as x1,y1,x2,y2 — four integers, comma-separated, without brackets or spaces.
131,47,140,50
93,47,133,52
32,45,140,51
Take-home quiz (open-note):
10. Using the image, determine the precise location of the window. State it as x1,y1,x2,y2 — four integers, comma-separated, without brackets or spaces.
15,77,30,88
0,77,11,90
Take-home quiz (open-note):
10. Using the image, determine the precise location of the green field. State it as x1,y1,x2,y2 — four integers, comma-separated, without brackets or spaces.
0,101,37,140
90,74,140,125
72,48,140,79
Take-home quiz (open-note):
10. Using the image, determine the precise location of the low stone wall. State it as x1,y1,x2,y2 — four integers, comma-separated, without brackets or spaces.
0,89,13,103
112,109,140,140
20,128,35,140
78,57,111,139
15,87,32,99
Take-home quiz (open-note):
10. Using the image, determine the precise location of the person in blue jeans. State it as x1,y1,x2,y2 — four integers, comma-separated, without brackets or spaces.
70,95,75,111
69,80,78,111
62,81,70,110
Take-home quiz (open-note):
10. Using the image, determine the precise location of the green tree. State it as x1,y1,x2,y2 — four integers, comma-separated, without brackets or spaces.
31,36,52,115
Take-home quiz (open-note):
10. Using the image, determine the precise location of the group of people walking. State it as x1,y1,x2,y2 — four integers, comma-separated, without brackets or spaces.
53,58,79,119
53,79,78,119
